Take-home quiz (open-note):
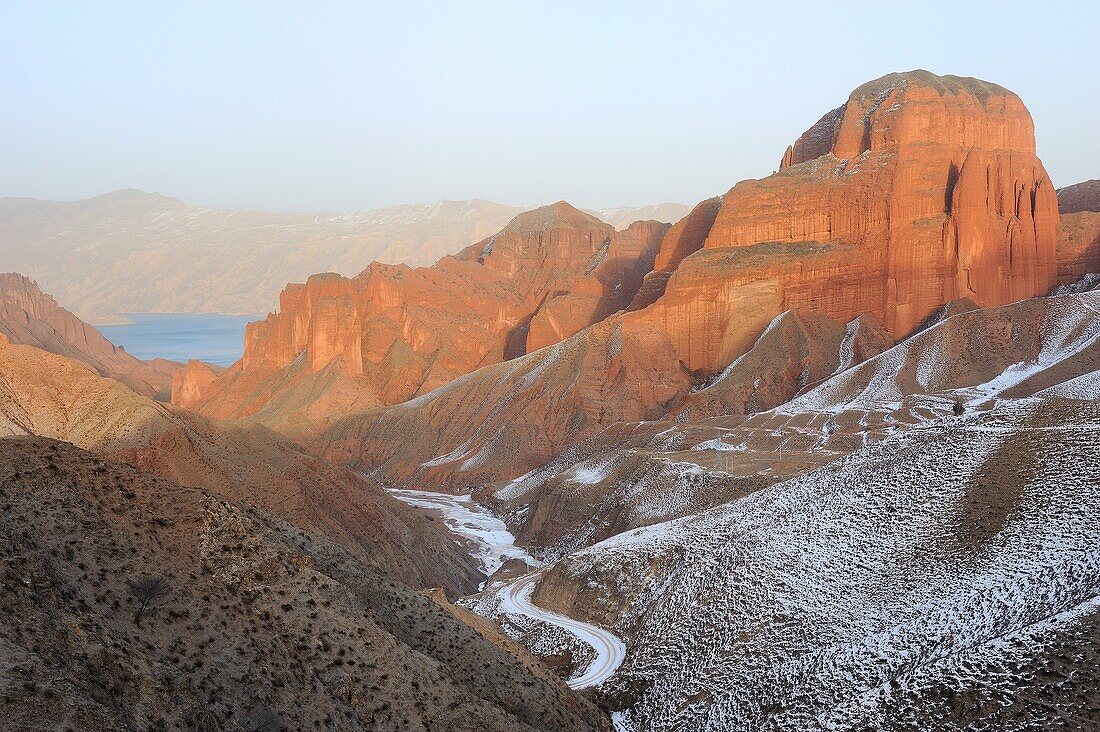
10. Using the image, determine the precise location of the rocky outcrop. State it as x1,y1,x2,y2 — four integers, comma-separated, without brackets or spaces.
0,272,177,399
180,204,669,435
170,359,225,407
627,196,722,311
669,70,1058,375
526,219,667,351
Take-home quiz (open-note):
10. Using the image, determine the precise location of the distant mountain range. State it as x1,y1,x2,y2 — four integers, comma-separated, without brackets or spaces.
0,190,689,321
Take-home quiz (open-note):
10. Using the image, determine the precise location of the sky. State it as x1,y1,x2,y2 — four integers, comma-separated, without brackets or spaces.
2,1,1098,213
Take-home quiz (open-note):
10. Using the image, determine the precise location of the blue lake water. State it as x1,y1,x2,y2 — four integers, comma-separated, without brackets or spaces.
99,313,258,366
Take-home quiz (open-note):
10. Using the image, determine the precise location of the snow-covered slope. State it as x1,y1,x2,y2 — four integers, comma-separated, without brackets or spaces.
443,288,1100,729
492,290,1100,557
541,396,1100,731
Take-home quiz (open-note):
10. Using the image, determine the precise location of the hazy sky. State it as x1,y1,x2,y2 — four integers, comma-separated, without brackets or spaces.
2,1,1097,212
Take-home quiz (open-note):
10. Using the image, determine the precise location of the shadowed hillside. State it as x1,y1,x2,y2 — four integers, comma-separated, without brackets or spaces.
0,437,608,731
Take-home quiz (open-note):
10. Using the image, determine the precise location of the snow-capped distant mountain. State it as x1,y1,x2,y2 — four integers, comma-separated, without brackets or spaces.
586,203,691,231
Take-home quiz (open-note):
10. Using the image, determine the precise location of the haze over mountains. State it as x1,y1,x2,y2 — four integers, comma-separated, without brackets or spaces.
2,68,1099,731
0,190,689,322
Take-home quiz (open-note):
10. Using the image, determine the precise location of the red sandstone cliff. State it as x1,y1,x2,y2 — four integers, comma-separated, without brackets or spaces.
643,71,1059,377
191,71,1072,490
526,218,669,351
0,273,177,399
170,359,226,405
177,205,668,434
627,196,723,311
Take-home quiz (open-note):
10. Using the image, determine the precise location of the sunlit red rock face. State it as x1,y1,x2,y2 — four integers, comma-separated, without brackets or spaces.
1056,181,1100,285
170,359,225,405
318,71,1065,492
320,308,896,492
646,70,1059,376
320,316,695,490
177,204,668,435
0,272,176,399
526,219,668,351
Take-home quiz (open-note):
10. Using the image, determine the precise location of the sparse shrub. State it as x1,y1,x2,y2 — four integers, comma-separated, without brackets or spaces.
130,575,171,626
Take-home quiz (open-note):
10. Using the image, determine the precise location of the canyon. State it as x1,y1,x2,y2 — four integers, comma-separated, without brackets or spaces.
3,68,1099,732
182,72,1067,459
0,312,609,730
295,71,1067,495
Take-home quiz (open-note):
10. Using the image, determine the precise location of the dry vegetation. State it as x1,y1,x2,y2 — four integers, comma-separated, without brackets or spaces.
0,436,607,731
